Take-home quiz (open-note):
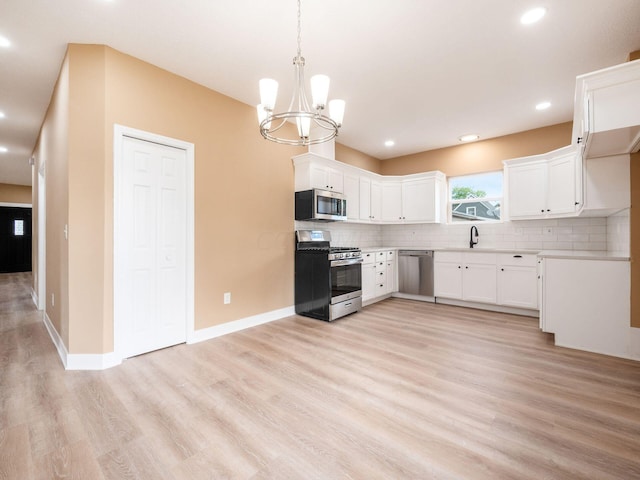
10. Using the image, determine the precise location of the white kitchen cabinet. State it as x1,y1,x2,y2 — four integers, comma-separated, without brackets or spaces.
547,151,581,215
309,163,343,192
381,174,446,223
358,176,383,222
497,253,538,309
370,180,382,222
403,176,440,223
294,153,344,192
381,181,403,222
540,255,634,360
362,250,397,303
504,146,581,220
504,160,547,218
343,172,361,221
462,260,497,304
434,251,496,304
293,153,445,225
362,262,377,302
572,59,640,158
434,256,463,299
384,251,396,295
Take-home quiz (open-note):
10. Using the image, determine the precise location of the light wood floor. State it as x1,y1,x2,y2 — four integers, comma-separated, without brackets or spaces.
2,272,640,479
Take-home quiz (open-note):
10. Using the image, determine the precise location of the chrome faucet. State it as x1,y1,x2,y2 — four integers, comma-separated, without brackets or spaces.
470,225,479,248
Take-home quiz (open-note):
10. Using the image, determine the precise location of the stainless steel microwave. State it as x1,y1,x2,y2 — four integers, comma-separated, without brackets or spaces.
295,189,347,221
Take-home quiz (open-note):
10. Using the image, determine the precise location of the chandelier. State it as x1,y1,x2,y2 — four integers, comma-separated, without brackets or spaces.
257,0,345,146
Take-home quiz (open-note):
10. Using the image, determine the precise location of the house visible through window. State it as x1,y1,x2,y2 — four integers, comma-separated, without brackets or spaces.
14,219,24,236
449,171,502,223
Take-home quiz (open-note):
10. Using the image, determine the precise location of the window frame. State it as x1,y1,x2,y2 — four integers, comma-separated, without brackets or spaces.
448,170,503,224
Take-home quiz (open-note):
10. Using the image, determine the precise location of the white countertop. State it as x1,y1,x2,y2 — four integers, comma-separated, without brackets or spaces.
537,250,630,261
360,246,630,261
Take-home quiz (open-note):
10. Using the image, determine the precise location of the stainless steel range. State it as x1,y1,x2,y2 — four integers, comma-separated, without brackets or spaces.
295,230,362,321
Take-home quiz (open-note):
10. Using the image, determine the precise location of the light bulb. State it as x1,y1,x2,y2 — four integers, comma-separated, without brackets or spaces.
297,116,311,139
310,75,330,109
329,99,345,126
259,78,278,111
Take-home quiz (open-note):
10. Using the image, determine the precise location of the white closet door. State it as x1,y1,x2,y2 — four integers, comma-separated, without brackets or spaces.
121,136,187,357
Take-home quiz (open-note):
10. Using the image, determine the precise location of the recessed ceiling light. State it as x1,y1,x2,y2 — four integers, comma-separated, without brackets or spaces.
0,36,10,48
384,140,395,147
521,7,546,25
0,146,8,153
459,134,479,142
536,101,551,110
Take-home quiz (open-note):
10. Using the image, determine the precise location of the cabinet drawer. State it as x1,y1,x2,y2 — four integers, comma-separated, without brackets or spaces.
497,253,537,267
463,252,497,265
362,252,376,264
385,250,395,261
375,251,386,261
435,251,462,263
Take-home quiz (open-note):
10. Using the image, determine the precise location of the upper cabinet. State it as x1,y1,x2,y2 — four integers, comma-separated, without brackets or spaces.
573,59,640,158
293,153,446,224
296,160,344,192
504,146,582,220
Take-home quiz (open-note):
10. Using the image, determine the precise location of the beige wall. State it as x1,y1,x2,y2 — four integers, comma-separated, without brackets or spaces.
335,143,382,173
33,44,308,354
380,122,573,176
0,183,32,204
32,54,70,346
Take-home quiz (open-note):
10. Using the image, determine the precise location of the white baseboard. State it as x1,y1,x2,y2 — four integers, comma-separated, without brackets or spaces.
41,311,68,368
188,305,295,344
42,305,294,370
30,288,38,309
434,297,539,318
41,312,123,370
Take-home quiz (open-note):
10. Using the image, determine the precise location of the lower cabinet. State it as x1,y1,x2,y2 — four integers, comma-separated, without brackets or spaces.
434,251,538,312
497,254,538,309
362,250,396,303
434,252,497,304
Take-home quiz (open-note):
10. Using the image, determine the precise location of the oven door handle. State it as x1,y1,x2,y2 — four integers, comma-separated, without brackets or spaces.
330,258,364,267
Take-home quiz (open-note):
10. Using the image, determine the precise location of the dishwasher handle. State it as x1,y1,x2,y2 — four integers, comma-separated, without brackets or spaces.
398,250,434,257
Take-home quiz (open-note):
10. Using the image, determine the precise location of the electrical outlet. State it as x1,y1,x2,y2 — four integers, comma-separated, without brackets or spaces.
223,292,231,304
51,293,55,307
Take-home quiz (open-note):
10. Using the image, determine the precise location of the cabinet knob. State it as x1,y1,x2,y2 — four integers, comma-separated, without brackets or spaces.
575,202,579,206
458,266,461,269
541,209,545,213
577,137,583,144
501,268,504,271
465,266,469,269
546,209,550,212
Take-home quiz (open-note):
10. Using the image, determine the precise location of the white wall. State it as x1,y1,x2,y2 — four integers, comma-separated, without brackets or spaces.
607,208,630,255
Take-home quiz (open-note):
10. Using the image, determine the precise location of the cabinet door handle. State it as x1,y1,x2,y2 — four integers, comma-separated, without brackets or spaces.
513,255,522,258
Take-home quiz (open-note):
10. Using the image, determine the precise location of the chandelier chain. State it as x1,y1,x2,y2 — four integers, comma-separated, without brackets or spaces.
296,0,302,58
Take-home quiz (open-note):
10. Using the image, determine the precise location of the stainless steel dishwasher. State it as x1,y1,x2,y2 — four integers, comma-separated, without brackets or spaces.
397,250,435,300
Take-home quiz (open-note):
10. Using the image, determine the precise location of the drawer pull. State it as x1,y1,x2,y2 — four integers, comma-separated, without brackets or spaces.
513,255,523,258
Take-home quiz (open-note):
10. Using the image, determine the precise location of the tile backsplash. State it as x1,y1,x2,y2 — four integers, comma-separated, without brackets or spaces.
297,212,629,253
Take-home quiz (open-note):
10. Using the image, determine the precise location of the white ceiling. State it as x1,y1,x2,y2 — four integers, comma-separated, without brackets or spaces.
1,0,640,186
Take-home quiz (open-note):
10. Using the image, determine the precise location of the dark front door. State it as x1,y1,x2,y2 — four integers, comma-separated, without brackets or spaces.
0,207,32,273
